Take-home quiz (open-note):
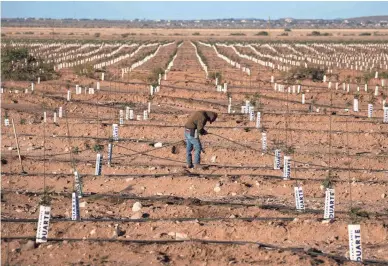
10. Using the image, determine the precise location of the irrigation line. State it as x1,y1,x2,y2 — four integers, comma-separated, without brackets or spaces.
2,189,388,218
1,216,295,223
1,236,387,265
3,171,388,185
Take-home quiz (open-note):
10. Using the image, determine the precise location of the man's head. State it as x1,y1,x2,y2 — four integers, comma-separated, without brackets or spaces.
207,112,218,124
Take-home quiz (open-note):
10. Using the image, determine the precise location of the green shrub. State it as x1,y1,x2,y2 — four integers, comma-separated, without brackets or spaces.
310,31,321,36
230,32,246,36
285,67,325,82
284,28,292,32
192,32,200,36
359,32,372,36
94,32,101,38
93,144,103,152
1,47,58,81
255,31,269,36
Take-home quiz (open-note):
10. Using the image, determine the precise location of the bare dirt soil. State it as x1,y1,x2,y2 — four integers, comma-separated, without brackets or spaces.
1,39,388,265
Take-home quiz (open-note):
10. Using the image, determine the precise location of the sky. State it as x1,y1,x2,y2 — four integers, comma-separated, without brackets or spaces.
1,1,388,20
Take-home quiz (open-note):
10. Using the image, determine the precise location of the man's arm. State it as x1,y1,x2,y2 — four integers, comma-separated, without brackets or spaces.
197,115,208,135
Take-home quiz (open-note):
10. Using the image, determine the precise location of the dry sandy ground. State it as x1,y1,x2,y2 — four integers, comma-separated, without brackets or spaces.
1,40,388,265
2,27,388,41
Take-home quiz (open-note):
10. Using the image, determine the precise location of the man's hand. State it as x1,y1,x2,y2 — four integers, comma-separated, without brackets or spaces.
200,129,208,135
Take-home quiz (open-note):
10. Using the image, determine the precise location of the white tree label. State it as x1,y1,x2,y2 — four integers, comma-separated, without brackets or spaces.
119,110,124,125
4,118,9,127
261,132,267,152
283,156,291,180
107,143,113,165
274,149,281,170
95,153,103,175
367,104,373,118
324,188,335,219
36,205,51,243
348,224,362,261
112,124,119,141
143,110,148,120
71,192,80,220
256,112,261,128
59,107,63,118
74,171,82,198
249,110,255,121
294,186,305,210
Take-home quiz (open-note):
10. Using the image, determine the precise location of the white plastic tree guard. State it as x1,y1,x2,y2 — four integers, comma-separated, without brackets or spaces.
74,171,82,198
67,90,71,101
302,94,305,104
125,107,130,120
148,102,151,113
53,112,57,123
59,107,63,118
4,118,10,127
353,98,359,112
43,112,47,123
256,112,261,128
143,110,148,120
374,86,379,96
31,82,34,91
119,110,124,125
101,72,105,81
97,82,100,90
37,77,40,84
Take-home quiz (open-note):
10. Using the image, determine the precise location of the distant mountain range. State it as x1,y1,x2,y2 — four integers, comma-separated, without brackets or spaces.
2,16,388,29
